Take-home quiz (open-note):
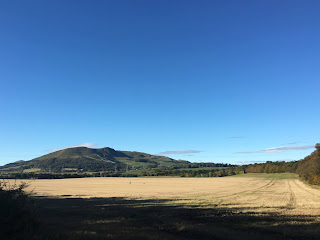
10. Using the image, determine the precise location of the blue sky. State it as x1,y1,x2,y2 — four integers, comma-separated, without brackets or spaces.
0,0,319,165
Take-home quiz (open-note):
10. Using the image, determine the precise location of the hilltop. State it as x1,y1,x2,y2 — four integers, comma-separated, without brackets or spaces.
0,147,189,173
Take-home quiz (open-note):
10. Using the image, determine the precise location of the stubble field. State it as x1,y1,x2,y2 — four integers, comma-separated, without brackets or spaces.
11,174,320,239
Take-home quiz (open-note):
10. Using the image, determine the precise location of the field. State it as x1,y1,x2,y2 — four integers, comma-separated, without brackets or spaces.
10,174,320,239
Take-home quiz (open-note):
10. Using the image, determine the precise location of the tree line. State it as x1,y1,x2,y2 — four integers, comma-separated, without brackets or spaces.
241,144,320,185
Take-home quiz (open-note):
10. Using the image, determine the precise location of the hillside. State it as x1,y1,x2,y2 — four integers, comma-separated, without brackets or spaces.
0,147,189,173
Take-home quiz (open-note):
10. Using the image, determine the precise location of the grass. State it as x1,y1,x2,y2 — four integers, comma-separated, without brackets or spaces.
176,167,228,171
230,172,298,179
23,168,41,173
0,166,21,170
0,166,22,173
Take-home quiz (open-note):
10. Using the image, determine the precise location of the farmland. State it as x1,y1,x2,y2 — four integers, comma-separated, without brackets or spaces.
8,174,320,239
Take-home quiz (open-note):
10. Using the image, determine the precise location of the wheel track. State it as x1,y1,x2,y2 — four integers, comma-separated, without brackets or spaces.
188,178,262,199
286,180,297,209
291,179,320,198
215,179,276,200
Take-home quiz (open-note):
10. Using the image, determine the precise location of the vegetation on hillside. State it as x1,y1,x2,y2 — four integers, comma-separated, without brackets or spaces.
1,162,237,179
0,147,189,173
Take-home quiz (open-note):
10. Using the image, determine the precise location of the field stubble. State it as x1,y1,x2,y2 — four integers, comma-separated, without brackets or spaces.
9,175,320,239
17,176,320,214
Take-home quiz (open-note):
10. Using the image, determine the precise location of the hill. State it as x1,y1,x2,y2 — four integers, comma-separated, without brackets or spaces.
0,147,189,173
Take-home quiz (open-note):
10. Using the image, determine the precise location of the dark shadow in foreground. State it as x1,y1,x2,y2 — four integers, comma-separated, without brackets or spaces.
4,195,317,240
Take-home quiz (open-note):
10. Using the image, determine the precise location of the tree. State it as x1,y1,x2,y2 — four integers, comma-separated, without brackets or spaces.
316,143,320,153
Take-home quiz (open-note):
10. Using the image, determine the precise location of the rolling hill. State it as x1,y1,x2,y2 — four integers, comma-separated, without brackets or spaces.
0,147,189,173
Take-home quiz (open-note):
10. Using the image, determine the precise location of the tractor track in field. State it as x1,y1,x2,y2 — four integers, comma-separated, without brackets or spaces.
215,179,276,200
291,179,320,198
286,180,297,210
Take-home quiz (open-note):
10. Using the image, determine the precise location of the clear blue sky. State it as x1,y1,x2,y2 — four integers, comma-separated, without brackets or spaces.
1,0,319,165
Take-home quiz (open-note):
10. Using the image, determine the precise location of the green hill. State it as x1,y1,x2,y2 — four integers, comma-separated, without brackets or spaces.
0,147,189,173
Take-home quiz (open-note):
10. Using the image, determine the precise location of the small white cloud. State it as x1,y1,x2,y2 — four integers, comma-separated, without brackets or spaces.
235,145,315,154
159,150,203,155
47,143,98,152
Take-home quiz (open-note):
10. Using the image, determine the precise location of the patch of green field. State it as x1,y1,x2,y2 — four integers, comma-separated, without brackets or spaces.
63,168,78,171
230,173,298,179
0,166,21,171
177,167,228,171
0,170,20,174
23,168,41,173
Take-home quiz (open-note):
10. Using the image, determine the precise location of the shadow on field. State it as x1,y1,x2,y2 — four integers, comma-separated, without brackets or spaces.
26,196,320,240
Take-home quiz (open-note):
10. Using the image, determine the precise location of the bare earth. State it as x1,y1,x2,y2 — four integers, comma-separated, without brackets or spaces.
15,176,320,216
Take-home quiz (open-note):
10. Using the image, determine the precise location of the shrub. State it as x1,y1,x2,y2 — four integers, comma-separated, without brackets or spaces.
0,180,38,240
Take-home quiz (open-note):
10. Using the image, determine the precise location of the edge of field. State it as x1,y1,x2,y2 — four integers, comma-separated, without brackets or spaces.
228,173,298,179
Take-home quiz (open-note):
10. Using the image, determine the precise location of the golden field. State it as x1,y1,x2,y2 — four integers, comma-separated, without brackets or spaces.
8,174,320,239
13,174,320,216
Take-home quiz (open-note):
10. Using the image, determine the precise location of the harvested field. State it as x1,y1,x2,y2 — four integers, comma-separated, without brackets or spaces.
17,175,320,214
9,175,320,239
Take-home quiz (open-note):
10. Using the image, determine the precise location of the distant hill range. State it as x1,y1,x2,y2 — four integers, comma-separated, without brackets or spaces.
0,147,189,173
